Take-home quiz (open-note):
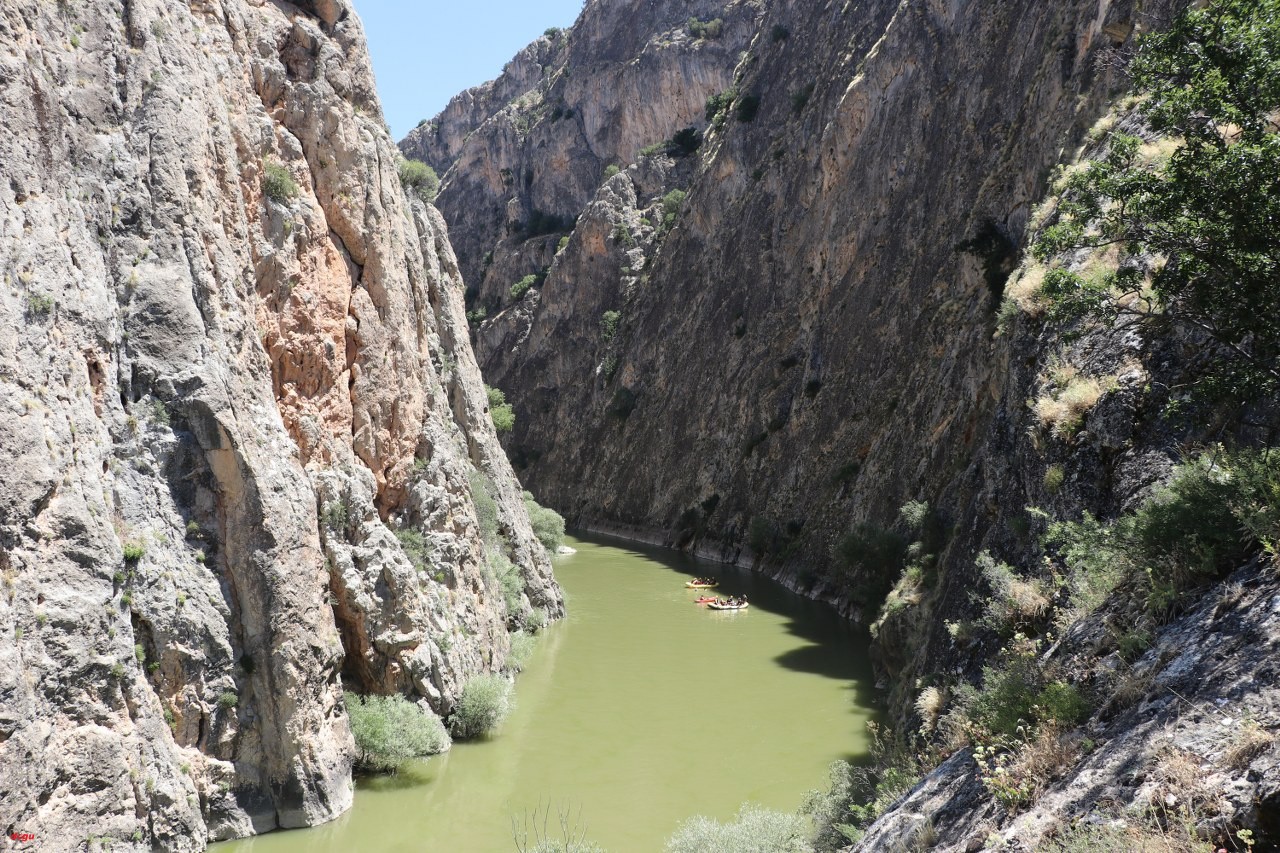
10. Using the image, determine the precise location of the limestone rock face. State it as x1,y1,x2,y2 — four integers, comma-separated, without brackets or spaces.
0,0,559,847
400,0,762,310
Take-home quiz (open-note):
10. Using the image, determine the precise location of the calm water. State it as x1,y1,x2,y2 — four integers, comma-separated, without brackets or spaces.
216,532,877,852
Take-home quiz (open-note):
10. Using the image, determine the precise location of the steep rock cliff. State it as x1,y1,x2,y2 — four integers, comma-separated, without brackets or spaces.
0,0,559,848
400,0,762,316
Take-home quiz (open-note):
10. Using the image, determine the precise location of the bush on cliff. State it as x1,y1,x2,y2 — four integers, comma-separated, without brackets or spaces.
450,674,513,738
262,161,298,203
486,385,516,433
398,158,439,202
1046,447,1280,617
831,523,906,608
523,491,566,552
345,692,450,772
510,274,540,301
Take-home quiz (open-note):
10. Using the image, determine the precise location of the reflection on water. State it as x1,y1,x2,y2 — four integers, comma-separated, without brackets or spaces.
215,531,878,853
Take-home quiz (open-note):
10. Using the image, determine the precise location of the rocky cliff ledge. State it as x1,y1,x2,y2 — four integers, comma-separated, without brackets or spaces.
0,0,559,847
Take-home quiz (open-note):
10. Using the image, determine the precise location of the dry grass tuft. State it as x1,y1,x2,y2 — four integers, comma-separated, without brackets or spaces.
1148,745,1225,826
1138,137,1183,165
1007,262,1048,314
1016,723,1084,784
1108,665,1156,712
1033,366,1118,439
915,686,946,733
1223,719,1275,771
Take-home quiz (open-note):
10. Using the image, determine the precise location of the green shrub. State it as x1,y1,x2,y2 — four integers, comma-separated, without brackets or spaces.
602,354,620,382
705,88,738,125
488,550,525,615
345,691,450,771
603,164,620,180
661,189,687,228
734,94,761,122
666,803,809,852
398,159,439,202
994,294,1019,336
975,551,1051,635
1034,0,1280,399
1035,681,1089,725
670,126,703,155
557,234,571,253
26,293,54,316
806,725,922,847
686,17,723,40
1044,464,1065,493
1046,447,1280,615
510,274,539,301
543,26,561,39
662,189,687,213
396,528,432,572
790,82,815,114
217,690,238,709
955,637,1088,739
746,516,780,555
600,310,621,341
486,385,516,433
523,492,566,552
469,470,500,543
262,161,298,202
322,498,349,531
450,674,512,738
506,630,536,673
122,541,146,562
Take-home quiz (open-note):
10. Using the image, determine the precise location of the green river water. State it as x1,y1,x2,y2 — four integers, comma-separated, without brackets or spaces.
217,532,877,852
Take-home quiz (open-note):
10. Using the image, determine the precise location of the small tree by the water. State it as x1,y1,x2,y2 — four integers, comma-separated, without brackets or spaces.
345,692,450,772
523,491,566,552
450,674,513,738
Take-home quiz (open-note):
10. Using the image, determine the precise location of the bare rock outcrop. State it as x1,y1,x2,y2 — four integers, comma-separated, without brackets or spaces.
400,0,762,309
0,0,559,848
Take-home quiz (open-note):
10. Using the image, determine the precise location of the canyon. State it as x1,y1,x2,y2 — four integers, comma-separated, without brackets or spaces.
2,0,1278,849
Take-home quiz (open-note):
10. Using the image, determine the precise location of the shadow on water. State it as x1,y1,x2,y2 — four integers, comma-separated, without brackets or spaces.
355,764,436,792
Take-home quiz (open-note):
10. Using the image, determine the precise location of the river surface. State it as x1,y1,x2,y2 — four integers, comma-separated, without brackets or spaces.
217,532,877,852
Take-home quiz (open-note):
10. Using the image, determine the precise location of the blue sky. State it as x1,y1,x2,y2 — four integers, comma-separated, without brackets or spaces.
354,0,585,141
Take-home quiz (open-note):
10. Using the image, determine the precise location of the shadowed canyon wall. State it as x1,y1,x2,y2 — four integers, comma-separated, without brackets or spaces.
409,0,1152,596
